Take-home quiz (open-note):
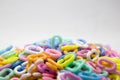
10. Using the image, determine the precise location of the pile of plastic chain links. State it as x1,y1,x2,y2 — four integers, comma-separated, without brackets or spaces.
0,35,120,80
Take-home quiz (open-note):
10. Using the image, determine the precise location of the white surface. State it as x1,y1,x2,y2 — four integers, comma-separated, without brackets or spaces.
0,0,120,52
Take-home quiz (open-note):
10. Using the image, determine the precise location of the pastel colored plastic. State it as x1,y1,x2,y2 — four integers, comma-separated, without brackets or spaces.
27,53,48,63
45,49,62,60
66,59,92,73
66,59,85,73
21,63,41,80
78,61,92,73
57,54,66,61
20,73,31,80
18,52,28,61
78,71,101,80
97,58,116,73
20,59,42,80
14,61,28,76
57,53,75,68
101,77,110,80
21,72,41,80
37,63,56,74
42,73,56,80
0,64,12,70
42,73,55,78
26,53,48,71
87,60,109,77
88,44,100,54
61,45,79,54
10,77,20,80
0,35,120,80
46,58,63,71
77,56,83,60
105,49,120,58
33,40,51,49
0,45,13,55
24,45,44,54
77,50,89,58
0,57,4,66
99,71,108,77
10,60,23,69
57,72,64,80
99,48,105,56
2,56,18,64
0,68,14,80
78,39,87,44
101,57,120,74
87,49,99,61
86,61,102,74
109,73,120,80
0,49,18,59
19,56,27,61
60,72,82,80
3,50,19,59
27,63,37,73
58,39,73,50
73,39,88,48
51,35,62,49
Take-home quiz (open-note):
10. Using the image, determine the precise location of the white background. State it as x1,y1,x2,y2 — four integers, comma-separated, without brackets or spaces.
0,0,120,52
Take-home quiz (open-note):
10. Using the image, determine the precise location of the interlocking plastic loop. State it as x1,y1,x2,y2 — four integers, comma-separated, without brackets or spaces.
0,45,13,55
24,45,43,54
10,77,20,80
46,58,63,71
73,39,88,48
18,51,28,61
102,57,120,72
78,71,101,80
27,53,48,63
77,56,83,60
20,59,42,80
86,61,102,74
77,50,89,58
37,63,56,74
2,56,18,65
97,58,116,73
109,74,120,80
10,60,23,69
66,59,85,73
26,53,48,70
99,48,105,56
0,57,4,66
0,64,12,70
105,49,120,58
0,35,119,80
101,76,110,80
27,59,42,73
88,44,100,54
61,45,79,54
57,53,75,68
14,61,28,76
86,61,108,76
0,50,18,59
42,73,56,80
0,68,14,80
21,64,41,80
99,70,108,77
21,72,41,80
87,49,99,62
51,35,62,49
45,49,62,60
66,59,92,73
60,72,82,80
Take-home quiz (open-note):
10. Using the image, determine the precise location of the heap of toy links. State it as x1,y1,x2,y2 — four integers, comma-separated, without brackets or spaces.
0,35,120,80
